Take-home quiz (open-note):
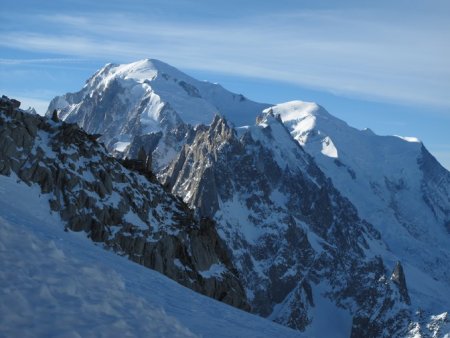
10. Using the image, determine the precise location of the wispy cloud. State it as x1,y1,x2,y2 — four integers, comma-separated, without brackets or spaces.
0,58,86,65
1,6,449,109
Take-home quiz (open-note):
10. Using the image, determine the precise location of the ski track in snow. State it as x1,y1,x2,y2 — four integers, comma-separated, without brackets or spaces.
0,174,303,338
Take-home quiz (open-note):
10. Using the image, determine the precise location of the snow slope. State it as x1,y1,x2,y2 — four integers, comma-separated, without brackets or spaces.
0,173,303,338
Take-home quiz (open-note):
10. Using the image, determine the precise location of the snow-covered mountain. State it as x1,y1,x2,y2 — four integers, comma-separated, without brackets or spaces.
45,60,449,336
47,59,269,169
271,101,450,292
0,173,305,338
161,111,449,337
0,95,247,309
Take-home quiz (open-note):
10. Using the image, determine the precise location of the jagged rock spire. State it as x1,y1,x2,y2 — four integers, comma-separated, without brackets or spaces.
391,261,411,305
51,109,59,123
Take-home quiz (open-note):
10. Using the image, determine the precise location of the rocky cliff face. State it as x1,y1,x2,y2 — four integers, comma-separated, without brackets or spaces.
161,112,419,336
0,95,248,310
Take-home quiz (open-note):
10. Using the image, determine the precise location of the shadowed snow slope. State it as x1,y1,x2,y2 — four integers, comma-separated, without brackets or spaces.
0,174,303,338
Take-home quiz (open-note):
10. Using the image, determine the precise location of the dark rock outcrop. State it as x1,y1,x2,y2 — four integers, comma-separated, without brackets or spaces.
391,261,411,305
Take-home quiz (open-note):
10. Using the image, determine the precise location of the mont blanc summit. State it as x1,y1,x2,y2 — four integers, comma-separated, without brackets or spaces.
47,59,269,169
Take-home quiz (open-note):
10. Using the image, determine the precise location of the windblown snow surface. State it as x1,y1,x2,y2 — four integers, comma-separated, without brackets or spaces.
0,173,303,338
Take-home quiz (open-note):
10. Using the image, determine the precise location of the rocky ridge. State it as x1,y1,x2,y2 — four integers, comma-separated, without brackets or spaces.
0,95,248,310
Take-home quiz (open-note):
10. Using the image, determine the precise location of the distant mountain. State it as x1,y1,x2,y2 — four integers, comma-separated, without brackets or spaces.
46,60,449,337
47,59,269,169
0,95,247,310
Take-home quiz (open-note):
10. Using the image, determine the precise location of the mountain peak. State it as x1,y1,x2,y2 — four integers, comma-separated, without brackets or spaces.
264,100,329,122
49,59,270,154
263,101,340,148
94,58,180,83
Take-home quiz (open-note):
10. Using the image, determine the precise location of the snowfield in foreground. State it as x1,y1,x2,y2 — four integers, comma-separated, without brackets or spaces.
0,174,302,338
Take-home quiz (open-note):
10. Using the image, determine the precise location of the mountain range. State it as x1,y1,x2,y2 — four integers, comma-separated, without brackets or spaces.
1,58,448,337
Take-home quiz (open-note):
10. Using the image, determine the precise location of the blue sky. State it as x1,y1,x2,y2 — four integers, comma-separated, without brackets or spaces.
1,0,449,169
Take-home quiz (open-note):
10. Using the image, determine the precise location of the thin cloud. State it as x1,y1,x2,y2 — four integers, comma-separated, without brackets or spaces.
0,58,86,65
1,8,449,109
